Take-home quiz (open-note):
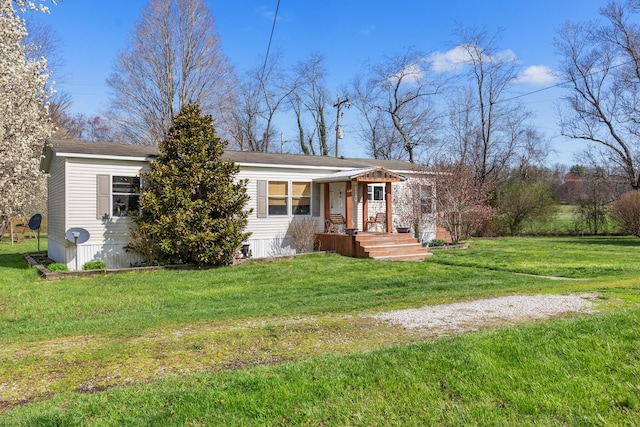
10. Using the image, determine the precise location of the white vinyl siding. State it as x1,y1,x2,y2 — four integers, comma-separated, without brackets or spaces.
45,156,67,264
238,167,326,257
60,158,147,269
47,157,66,242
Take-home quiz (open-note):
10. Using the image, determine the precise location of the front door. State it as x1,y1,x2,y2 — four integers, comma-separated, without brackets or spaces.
329,182,346,215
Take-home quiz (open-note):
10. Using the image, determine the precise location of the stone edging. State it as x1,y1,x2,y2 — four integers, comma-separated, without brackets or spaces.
23,252,311,280
427,243,469,250
23,253,208,280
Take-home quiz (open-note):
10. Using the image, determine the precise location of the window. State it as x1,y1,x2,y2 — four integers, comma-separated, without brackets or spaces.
268,181,288,215
257,180,314,217
112,176,140,217
368,184,385,201
292,182,311,215
420,184,433,214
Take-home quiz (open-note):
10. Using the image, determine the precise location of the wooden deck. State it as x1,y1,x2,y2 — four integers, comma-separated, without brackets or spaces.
316,232,432,261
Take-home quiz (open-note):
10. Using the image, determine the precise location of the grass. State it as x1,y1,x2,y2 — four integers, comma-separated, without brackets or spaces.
1,236,640,425
432,235,640,279
4,309,640,426
519,204,623,236
0,243,572,343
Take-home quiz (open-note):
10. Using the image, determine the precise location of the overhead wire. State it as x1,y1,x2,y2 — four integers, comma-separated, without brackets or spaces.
260,0,281,82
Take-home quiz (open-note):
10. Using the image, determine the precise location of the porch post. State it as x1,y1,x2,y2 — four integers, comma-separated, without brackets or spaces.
385,182,392,233
324,183,330,230
361,182,369,231
345,180,353,228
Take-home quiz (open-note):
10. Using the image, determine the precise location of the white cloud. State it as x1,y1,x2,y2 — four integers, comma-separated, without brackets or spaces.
515,65,559,85
388,63,424,85
428,46,472,73
495,49,518,63
428,45,524,74
429,46,558,87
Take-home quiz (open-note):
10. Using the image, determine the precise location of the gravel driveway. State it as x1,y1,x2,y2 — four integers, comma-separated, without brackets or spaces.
375,294,597,333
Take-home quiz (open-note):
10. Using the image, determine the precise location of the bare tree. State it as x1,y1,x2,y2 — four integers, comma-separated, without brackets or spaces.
349,73,403,160
514,128,551,181
444,28,539,184
59,114,113,141
48,90,74,138
350,47,440,163
24,19,77,139
230,53,295,152
443,87,478,165
229,74,261,151
290,93,314,155
556,1,640,188
291,53,330,156
107,0,236,145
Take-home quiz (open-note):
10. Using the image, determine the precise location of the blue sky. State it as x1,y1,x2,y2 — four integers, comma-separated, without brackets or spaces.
35,0,608,164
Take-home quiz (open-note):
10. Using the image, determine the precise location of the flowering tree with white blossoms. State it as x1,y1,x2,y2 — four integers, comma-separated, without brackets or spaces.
0,0,56,217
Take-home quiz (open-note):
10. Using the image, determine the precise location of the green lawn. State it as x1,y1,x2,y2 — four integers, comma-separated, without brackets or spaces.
1,236,639,425
520,204,622,236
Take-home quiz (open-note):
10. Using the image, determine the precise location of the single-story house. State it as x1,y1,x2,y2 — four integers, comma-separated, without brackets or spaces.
40,139,436,269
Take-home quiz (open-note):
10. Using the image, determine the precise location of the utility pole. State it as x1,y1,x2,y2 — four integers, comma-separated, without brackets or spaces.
333,96,349,158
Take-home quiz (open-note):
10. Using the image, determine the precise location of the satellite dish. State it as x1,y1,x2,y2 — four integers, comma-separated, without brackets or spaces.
65,227,90,244
28,214,42,230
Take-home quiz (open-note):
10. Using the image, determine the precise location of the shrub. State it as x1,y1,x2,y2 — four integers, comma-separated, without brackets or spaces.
48,263,68,272
82,260,107,271
125,222,160,266
428,239,446,247
494,180,557,236
610,190,640,237
289,217,320,253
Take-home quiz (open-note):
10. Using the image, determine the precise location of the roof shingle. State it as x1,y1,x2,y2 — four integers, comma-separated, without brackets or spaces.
44,139,419,171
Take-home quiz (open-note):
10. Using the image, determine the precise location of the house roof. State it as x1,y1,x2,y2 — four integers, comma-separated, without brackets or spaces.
41,139,423,174
313,167,406,183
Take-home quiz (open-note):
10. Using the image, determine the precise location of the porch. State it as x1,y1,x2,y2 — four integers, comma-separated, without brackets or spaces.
316,231,432,261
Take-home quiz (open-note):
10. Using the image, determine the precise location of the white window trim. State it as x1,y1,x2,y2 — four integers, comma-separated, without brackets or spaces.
111,175,141,219
368,184,386,202
262,180,314,217
292,181,312,216
267,180,289,216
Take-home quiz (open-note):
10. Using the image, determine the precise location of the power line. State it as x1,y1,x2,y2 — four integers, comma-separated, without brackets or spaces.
260,0,281,81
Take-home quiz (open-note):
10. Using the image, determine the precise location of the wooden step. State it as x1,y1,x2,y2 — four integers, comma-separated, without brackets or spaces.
365,246,430,258
371,252,433,261
356,234,416,244
354,232,431,261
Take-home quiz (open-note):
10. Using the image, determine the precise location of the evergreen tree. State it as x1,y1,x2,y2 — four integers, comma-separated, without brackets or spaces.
137,103,251,266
